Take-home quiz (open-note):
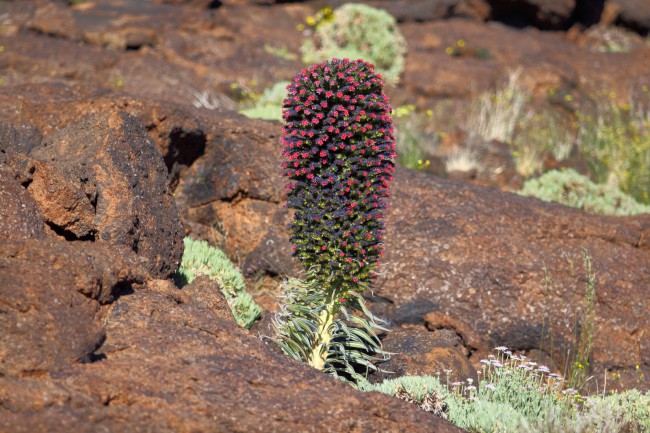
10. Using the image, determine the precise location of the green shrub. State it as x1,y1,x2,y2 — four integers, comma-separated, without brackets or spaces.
393,104,439,171
520,168,650,216
361,348,650,433
301,4,407,84
467,69,527,145
176,237,262,328
240,81,290,121
576,100,650,204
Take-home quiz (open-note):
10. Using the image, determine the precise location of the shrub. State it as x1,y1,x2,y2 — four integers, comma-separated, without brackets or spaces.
520,168,650,216
393,104,439,171
576,99,650,204
240,81,290,121
301,4,407,84
466,69,527,145
273,58,396,381
361,347,650,433
176,237,262,328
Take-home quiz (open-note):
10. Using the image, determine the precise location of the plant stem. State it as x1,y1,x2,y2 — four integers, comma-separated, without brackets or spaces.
308,292,337,370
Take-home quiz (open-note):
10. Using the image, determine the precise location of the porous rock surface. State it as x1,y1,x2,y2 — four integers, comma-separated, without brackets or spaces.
374,326,479,385
30,111,185,278
0,238,148,376
0,166,46,240
0,255,463,432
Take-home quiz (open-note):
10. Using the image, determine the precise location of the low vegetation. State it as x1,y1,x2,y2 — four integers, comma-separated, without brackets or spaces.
301,4,407,84
240,81,289,121
176,237,262,328
361,348,650,433
520,168,650,216
393,74,650,207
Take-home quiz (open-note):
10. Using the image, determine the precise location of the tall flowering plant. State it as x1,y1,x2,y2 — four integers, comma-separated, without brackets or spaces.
273,58,396,382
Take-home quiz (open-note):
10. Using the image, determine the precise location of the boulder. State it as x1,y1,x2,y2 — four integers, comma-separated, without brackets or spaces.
30,111,184,278
0,238,148,376
0,167,46,240
400,18,650,102
376,167,649,391
375,325,479,385
173,111,287,262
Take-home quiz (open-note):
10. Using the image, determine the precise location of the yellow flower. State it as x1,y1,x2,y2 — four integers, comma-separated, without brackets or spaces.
445,46,454,55
306,16,316,26
457,39,466,48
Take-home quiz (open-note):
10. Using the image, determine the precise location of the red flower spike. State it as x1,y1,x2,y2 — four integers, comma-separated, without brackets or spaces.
281,58,395,292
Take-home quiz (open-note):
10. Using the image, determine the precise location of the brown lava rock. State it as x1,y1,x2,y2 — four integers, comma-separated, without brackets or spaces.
375,325,479,385
0,167,47,240
0,238,148,376
0,273,464,433
30,111,184,278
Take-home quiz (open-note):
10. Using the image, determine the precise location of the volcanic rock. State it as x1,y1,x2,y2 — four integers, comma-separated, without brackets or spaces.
0,271,464,433
0,166,46,240
375,325,479,385
0,238,147,376
29,111,184,278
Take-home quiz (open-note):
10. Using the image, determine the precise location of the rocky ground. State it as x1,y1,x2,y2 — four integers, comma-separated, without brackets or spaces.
1,0,649,431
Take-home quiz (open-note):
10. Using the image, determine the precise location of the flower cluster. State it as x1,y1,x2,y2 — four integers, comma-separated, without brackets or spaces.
281,58,396,295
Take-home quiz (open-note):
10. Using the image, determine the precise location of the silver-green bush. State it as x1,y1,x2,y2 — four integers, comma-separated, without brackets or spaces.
361,347,650,433
239,81,290,121
177,237,262,328
520,168,650,216
301,4,407,84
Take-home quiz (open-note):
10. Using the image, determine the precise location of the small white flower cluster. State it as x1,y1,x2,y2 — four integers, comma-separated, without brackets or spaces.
444,346,570,403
